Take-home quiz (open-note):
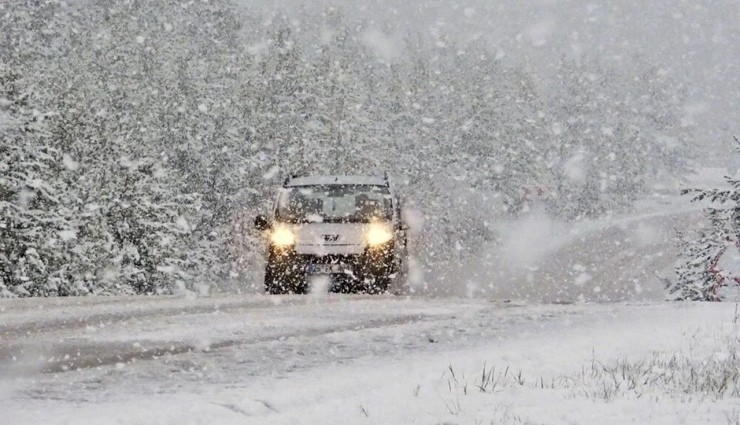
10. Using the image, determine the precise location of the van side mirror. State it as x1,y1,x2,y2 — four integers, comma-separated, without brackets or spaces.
254,215,271,231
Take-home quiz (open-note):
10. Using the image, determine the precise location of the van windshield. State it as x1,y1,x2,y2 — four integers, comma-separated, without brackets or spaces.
276,185,393,224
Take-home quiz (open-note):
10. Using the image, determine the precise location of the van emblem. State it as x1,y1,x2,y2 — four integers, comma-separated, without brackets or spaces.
323,234,340,242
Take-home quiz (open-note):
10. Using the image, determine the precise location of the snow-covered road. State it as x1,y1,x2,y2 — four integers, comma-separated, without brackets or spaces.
1,295,738,424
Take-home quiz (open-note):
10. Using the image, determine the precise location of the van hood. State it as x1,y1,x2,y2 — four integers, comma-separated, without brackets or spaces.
292,223,367,256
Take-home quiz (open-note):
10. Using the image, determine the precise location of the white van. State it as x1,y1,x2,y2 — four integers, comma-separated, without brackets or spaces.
255,175,408,294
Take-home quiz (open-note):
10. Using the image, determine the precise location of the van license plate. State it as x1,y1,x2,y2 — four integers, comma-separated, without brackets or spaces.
307,264,342,274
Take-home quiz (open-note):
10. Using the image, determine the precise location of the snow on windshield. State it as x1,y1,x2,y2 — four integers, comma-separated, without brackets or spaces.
276,185,392,223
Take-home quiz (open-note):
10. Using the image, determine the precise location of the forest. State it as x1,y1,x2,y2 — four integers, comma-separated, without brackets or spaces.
0,0,692,296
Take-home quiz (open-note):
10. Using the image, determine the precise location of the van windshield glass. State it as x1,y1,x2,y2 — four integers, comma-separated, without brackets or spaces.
276,185,392,223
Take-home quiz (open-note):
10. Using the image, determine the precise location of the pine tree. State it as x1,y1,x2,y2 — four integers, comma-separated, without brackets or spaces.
0,63,77,297
669,212,729,301
669,138,740,301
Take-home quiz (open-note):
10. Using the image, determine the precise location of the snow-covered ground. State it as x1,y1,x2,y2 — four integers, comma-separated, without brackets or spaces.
1,295,738,424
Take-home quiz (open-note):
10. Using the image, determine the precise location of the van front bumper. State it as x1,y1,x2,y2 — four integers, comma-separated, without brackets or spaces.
268,242,396,281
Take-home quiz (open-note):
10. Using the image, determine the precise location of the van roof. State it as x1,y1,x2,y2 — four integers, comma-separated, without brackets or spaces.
284,175,388,187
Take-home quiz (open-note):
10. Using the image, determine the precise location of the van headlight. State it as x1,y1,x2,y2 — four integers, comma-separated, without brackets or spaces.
366,223,393,246
271,225,296,247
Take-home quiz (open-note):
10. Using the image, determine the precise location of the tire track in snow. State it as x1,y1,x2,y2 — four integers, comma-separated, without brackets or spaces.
1,307,440,374
0,295,376,339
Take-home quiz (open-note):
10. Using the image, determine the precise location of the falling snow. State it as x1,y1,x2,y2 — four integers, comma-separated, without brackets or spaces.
1,0,739,423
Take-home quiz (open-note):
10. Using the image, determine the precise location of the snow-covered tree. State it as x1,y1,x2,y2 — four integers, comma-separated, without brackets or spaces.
669,218,729,301
548,57,692,219
0,61,79,296
669,138,740,301
1,0,698,296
